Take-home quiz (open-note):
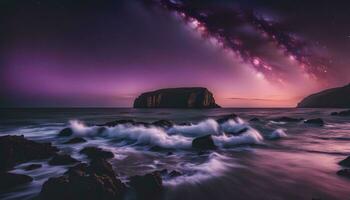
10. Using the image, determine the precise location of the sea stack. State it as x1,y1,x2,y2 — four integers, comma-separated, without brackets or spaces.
133,87,221,108
297,83,350,108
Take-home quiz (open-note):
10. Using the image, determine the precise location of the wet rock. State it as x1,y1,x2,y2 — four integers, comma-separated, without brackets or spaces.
192,135,217,150
338,156,350,167
99,120,150,127
331,110,350,116
23,164,42,171
216,114,238,124
0,172,33,191
169,170,182,178
272,117,304,122
226,127,248,136
63,137,87,144
304,118,324,126
80,146,114,160
152,120,173,128
149,145,172,152
49,154,79,166
99,119,135,127
58,128,73,137
154,169,168,176
40,159,125,200
129,172,163,200
0,135,58,171
249,117,260,122
337,169,350,179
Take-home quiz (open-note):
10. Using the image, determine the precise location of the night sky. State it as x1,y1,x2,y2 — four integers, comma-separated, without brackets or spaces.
1,0,350,107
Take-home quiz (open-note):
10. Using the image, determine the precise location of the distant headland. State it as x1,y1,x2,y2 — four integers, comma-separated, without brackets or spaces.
298,83,350,108
133,87,221,109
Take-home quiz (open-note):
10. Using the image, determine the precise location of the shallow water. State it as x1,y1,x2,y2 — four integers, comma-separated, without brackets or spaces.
1,108,350,200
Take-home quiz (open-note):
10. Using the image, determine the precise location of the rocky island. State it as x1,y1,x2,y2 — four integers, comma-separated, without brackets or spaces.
297,83,350,108
133,87,221,108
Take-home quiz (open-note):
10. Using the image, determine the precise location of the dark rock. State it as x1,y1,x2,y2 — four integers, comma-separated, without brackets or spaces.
80,146,114,160
129,172,163,200
249,117,260,122
58,128,73,137
331,110,350,116
63,137,87,144
272,117,304,122
23,164,42,171
304,118,324,126
331,112,339,116
152,120,173,128
226,127,248,136
98,120,150,127
133,87,221,108
192,135,217,150
49,154,79,166
149,146,172,152
0,135,58,171
39,159,125,200
169,170,182,178
154,169,168,176
167,152,173,156
216,114,238,124
337,169,350,179
0,172,33,191
339,156,350,167
298,83,350,108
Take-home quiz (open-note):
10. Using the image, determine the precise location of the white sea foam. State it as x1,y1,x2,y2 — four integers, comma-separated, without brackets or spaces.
164,152,234,186
220,119,249,133
268,129,287,140
67,118,264,149
213,128,263,147
168,119,219,137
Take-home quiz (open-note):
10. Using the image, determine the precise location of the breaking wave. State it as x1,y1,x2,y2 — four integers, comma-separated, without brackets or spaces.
164,152,235,186
67,117,264,150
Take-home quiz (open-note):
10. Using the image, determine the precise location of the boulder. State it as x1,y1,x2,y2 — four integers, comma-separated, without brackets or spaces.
339,156,350,167
39,159,125,200
63,137,87,144
226,127,248,136
337,169,350,179
272,117,304,122
249,117,260,122
297,83,350,108
98,120,150,127
152,120,173,128
0,172,33,191
192,135,217,150
216,114,238,124
23,164,42,171
331,110,350,116
0,135,58,171
58,128,74,137
133,87,221,108
304,118,324,126
129,172,163,200
80,147,114,160
168,170,182,178
49,154,79,166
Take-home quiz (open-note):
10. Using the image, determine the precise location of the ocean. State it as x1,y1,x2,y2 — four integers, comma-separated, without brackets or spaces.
1,108,350,200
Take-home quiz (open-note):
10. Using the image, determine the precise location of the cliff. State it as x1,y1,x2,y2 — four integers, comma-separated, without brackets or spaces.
133,87,221,108
297,83,350,108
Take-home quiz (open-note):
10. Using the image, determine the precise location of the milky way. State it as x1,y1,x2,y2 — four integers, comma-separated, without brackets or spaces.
144,0,332,83
1,0,349,107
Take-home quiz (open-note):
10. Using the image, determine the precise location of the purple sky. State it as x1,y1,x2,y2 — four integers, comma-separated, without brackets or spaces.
1,0,350,107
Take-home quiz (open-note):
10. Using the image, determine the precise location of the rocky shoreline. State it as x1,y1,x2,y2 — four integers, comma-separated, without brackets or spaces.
1,110,350,199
